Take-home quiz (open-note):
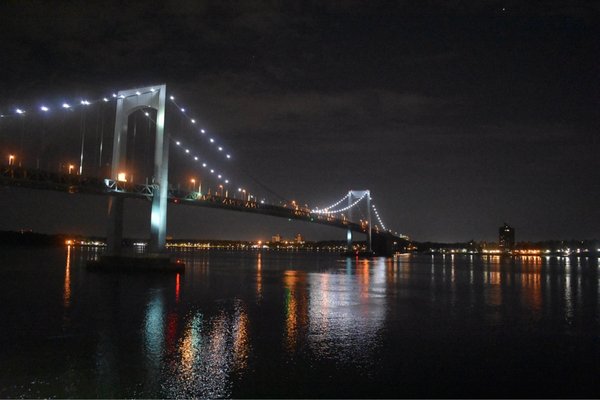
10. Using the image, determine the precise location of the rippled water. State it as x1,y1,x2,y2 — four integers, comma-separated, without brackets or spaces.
0,247,599,398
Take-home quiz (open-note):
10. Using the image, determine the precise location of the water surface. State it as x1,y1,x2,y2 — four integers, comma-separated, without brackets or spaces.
0,247,599,398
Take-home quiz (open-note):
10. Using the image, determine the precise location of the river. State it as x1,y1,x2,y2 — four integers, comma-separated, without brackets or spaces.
0,246,598,398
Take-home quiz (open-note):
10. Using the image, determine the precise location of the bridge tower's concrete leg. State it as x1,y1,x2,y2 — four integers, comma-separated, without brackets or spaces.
347,228,353,251
346,190,353,251
106,195,124,256
149,133,169,253
366,190,372,253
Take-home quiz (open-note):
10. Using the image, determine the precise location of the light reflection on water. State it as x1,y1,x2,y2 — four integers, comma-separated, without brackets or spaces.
1,249,600,398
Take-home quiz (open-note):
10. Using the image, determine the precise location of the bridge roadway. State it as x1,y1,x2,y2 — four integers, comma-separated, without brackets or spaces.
0,166,401,243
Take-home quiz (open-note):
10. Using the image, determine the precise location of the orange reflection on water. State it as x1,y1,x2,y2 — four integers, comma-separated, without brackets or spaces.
256,252,262,300
175,273,180,303
358,259,370,300
520,269,542,312
284,270,309,353
63,245,71,308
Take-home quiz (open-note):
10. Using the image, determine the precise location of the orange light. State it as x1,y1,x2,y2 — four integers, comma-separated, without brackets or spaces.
65,240,73,245
8,155,14,165
117,172,127,182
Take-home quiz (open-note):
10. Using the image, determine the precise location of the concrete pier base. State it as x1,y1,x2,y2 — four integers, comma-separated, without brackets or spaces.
87,254,184,273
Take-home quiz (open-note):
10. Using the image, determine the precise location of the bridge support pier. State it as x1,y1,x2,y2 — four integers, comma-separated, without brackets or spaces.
106,195,124,256
108,84,168,255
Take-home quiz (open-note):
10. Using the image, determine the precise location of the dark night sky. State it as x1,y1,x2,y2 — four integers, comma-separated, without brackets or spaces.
0,1,599,242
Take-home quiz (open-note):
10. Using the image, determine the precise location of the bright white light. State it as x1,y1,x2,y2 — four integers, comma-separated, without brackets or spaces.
16,108,25,114
218,174,222,179
191,119,196,124
135,91,141,96
194,156,198,161
209,138,214,143
170,95,174,100
218,147,223,151
119,95,125,99
144,112,149,116
202,163,207,167
226,154,231,159
150,88,155,92
112,93,117,98
62,103,70,109
176,141,181,146
210,169,214,173
181,108,185,112
40,106,49,112
201,129,205,133
225,180,229,184
103,98,109,102
185,149,190,153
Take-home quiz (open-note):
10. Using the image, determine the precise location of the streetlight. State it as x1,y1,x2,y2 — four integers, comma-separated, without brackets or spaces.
219,184,224,197
68,164,75,174
190,178,196,191
8,155,14,166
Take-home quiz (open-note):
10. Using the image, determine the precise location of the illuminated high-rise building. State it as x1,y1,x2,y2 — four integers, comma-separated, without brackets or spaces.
499,223,515,252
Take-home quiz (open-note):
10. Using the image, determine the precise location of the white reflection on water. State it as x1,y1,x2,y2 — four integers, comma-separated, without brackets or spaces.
564,257,573,320
144,292,165,369
307,257,386,363
161,302,250,398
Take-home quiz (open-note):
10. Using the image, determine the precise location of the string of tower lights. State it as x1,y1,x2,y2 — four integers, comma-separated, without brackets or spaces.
311,193,350,213
2,90,232,163
167,96,232,161
1,89,239,189
140,108,234,188
371,203,387,231
313,192,368,214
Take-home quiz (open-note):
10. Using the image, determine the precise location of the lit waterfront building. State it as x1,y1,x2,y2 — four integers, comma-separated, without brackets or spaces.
499,223,515,252
272,234,282,243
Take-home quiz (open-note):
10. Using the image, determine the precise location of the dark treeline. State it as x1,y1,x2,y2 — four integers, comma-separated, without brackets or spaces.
0,230,71,246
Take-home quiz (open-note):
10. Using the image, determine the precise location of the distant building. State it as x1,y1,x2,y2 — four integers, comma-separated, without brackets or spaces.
295,233,304,243
271,234,282,243
499,223,515,252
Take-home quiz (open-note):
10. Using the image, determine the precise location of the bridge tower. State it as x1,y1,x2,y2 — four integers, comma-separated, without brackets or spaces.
346,190,372,253
107,84,168,255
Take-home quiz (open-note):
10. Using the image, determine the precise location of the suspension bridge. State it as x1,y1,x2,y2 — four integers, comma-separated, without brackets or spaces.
0,85,408,257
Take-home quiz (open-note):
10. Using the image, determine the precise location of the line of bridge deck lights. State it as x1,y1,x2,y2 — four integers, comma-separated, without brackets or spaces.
3,88,395,233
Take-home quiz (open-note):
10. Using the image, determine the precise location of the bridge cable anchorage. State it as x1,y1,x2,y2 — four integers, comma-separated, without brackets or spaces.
167,96,232,161
371,203,387,231
313,192,368,214
311,193,350,213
